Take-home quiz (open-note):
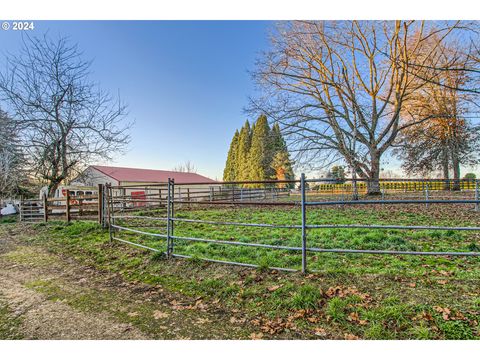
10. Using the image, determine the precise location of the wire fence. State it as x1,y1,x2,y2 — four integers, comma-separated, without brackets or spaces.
106,176,480,273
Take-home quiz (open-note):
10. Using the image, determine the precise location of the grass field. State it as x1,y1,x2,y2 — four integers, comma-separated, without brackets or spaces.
113,203,480,277
2,202,480,339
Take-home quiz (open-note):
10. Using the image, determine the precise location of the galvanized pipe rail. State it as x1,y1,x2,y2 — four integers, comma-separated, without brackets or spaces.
107,175,480,274
171,253,297,272
111,224,168,238
112,236,168,253
306,199,480,206
113,214,480,232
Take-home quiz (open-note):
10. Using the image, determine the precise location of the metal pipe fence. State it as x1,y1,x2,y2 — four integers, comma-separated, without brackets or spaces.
106,176,480,273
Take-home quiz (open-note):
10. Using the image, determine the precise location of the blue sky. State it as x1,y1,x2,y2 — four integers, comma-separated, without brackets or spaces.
0,21,271,180
1,21,477,179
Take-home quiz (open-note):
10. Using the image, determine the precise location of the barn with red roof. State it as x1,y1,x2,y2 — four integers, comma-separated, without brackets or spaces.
72,165,216,187
70,165,220,200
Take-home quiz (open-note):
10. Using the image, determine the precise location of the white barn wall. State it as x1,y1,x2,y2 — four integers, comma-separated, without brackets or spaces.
71,167,119,187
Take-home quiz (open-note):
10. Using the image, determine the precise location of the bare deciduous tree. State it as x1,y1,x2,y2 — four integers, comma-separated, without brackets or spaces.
0,35,131,196
249,21,480,194
0,109,25,197
172,160,197,173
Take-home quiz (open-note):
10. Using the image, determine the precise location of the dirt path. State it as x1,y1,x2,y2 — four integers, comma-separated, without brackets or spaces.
0,270,147,339
0,225,249,339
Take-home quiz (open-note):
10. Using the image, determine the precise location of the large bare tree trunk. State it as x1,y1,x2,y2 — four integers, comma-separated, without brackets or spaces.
442,150,450,190
452,153,461,191
367,154,381,195
48,179,63,198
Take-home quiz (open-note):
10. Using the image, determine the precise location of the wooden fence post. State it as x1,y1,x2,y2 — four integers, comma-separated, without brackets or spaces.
65,191,71,223
475,180,479,212
98,184,103,225
43,193,48,222
19,195,24,222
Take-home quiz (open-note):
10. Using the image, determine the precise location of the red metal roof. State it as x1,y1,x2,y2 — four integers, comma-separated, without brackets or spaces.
91,165,216,184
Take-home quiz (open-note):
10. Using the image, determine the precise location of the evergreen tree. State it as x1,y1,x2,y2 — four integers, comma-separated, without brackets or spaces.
247,115,271,184
236,120,252,182
222,117,294,188
266,122,283,179
223,130,239,181
269,123,284,153
269,122,294,187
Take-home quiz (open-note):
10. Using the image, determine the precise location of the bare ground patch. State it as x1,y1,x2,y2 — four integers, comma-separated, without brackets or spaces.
0,225,252,339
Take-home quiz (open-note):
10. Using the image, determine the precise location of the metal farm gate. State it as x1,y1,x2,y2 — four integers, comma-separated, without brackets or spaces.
19,198,44,223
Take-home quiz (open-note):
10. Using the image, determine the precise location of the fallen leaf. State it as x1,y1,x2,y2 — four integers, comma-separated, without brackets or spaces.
127,312,139,317
433,306,451,320
314,327,327,336
268,285,282,292
307,316,320,323
324,286,370,302
408,283,416,288
347,312,360,322
413,311,433,321
250,332,264,340
153,310,169,319
453,311,466,321
229,316,246,324
325,286,343,298
344,333,360,340
424,312,434,321
347,312,368,325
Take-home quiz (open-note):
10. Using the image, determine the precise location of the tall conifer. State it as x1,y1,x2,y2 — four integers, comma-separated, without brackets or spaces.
248,115,271,183
269,122,295,187
223,129,239,181
236,120,252,182
222,117,294,187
